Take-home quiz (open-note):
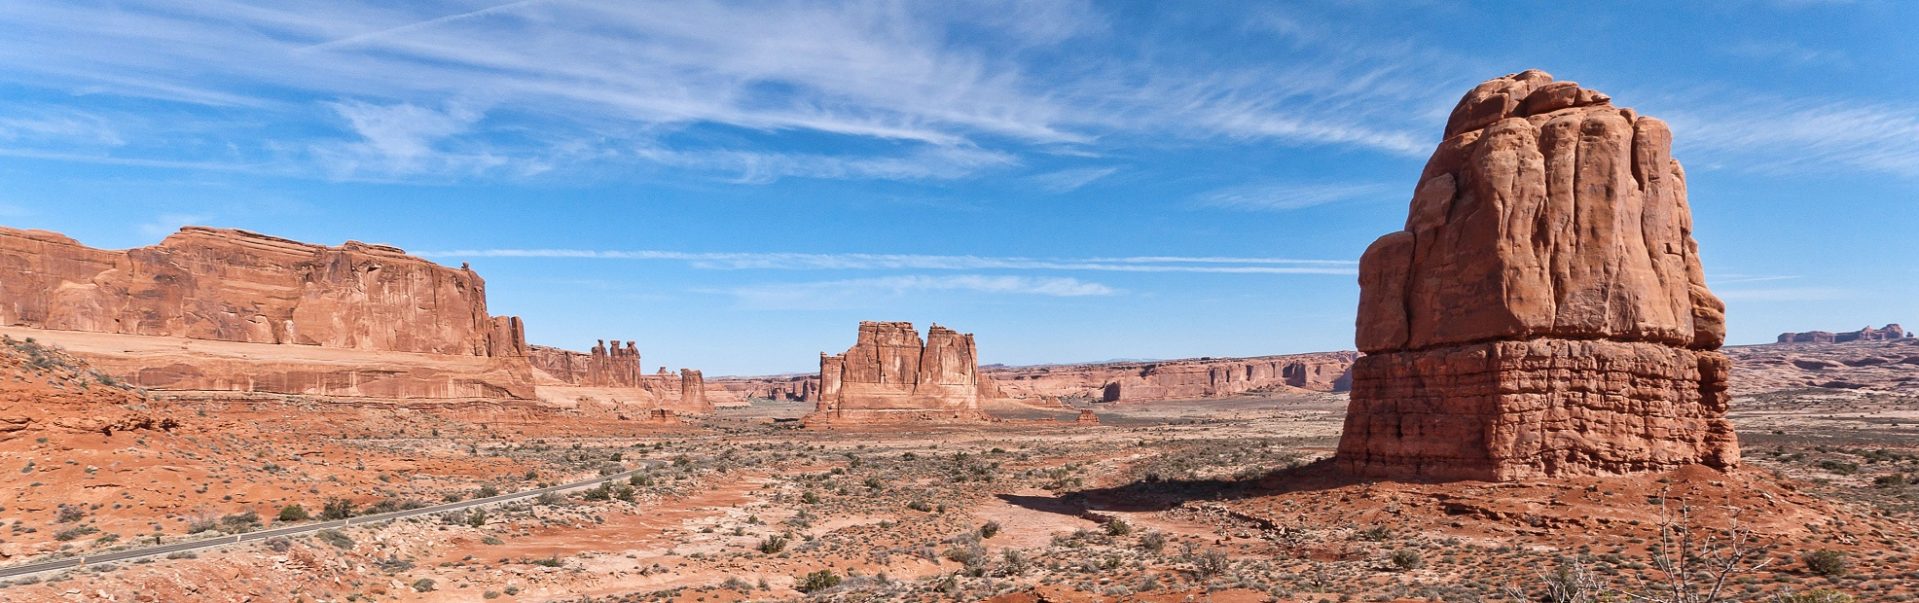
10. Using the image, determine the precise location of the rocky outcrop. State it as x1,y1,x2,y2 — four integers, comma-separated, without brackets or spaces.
1776,324,1908,344
1337,70,1740,481
805,322,994,425
528,340,643,387
0,226,525,356
987,353,1354,403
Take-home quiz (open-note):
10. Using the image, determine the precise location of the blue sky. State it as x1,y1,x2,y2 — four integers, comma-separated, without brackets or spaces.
0,1,1913,375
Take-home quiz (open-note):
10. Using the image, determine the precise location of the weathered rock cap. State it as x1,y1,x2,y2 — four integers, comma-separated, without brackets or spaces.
1444,69,1613,138
1357,69,1725,355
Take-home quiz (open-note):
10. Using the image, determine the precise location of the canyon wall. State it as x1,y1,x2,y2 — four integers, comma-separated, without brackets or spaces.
1776,324,1908,344
805,322,993,425
987,352,1354,402
0,226,526,356
1336,70,1740,481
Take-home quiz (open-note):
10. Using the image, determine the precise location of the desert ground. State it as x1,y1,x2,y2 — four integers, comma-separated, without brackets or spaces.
2,337,1913,602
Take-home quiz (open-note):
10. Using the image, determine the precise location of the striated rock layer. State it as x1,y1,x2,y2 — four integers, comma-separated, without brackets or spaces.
1776,324,1908,344
805,322,995,425
1338,70,1740,481
988,352,1354,402
0,226,526,356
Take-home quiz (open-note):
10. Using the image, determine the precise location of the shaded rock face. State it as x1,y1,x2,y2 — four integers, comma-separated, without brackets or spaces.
806,322,993,425
1339,70,1740,481
1776,324,1908,344
0,226,525,357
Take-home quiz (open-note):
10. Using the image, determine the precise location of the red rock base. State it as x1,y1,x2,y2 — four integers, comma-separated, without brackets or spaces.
1336,339,1740,481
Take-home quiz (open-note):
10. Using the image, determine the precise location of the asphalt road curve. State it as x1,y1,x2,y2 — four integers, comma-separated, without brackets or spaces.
0,460,665,580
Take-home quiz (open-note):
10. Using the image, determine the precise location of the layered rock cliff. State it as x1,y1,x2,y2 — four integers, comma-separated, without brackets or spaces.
1337,70,1740,481
0,226,525,356
805,322,994,425
987,353,1354,402
1776,324,1908,344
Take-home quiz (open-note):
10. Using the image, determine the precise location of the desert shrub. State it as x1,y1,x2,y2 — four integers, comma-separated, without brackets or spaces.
1802,550,1847,577
476,484,501,498
315,529,354,550
1139,531,1167,554
265,537,292,552
320,499,354,520
529,556,564,567
220,510,262,532
796,570,841,593
1104,518,1133,536
411,578,435,592
1357,525,1392,541
55,504,86,523
758,534,789,554
1816,460,1859,475
1776,589,1854,603
1192,549,1230,578
979,521,1001,539
277,505,309,522
1391,548,1423,571
53,525,99,541
906,500,933,512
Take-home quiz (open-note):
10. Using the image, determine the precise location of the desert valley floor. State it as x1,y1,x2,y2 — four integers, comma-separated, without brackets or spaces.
1,337,1915,602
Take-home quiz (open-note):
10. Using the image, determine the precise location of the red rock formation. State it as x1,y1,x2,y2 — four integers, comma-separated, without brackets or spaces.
678,368,710,412
1337,70,1740,481
1776,324,1907,344
0,226,525,356
528,340,642,387
987,352,1354,403
1075,409,1100,425
805,322,993,425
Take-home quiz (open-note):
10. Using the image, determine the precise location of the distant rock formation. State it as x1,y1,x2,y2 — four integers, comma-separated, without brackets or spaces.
1336,70,1740,481
987,353,1355,403
1776,324,1908,344
528,340,643,387
1075,409,1100,425
805,322,994,425
0,226,526,356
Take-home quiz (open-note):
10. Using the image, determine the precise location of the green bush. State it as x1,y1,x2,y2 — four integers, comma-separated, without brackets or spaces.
796,570,841,593
758,534,789,554
277,505,310,522
320,499,354,520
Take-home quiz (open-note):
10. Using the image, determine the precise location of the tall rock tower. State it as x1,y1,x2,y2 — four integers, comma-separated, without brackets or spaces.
1336,70,1740,481
806,321,993,426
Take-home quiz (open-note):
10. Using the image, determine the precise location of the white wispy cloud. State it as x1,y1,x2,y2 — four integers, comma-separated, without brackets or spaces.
632,145,1018,184
416,248,1358,275
727,274,1115,310
1723,40,1850,68
1667,98,1919,178
1028,166,1119,193
0,1,1467,182
1195,182,1396,212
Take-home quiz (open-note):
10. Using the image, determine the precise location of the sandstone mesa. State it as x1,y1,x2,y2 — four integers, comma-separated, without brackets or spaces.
1337,69,1741,481
805,321,997,426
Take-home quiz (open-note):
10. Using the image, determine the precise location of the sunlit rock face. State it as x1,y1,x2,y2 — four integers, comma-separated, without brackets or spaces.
1337,70,1740,481
806,321,994,426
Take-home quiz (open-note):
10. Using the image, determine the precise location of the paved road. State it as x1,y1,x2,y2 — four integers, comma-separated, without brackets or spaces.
0,461,664,580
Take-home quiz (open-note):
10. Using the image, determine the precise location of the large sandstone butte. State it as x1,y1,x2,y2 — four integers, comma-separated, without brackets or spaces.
0,226,526,357
805,321,995,425
988,352,1355,403
1337,70,1740,481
